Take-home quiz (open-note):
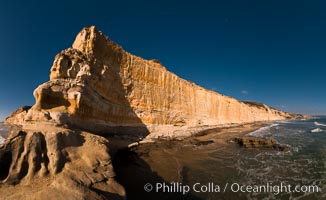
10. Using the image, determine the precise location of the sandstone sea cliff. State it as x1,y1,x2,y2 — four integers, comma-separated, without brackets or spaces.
6,26,299,139
1,26,302,199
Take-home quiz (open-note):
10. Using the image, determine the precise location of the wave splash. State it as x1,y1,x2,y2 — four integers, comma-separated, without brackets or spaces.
0,135,5,144
314,122,326,127
248,124,279,137
311,128,323,133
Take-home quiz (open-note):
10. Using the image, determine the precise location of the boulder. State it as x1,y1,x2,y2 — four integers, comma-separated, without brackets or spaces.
232,136,292,151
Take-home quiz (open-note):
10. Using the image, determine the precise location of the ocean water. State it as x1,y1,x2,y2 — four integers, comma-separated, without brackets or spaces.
114,117,326,200
0,122,9,144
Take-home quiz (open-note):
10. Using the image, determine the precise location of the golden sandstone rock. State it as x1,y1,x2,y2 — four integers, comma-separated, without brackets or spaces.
7,26,298,138
0,125,125,199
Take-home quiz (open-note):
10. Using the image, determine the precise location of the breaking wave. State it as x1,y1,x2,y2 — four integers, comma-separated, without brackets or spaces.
314,122,326,127
311,128,323,133
248,124,279,137
0,135,5,144
0,125,6,131
0,123,9,144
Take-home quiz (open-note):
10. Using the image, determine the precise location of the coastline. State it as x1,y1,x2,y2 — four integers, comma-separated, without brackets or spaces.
111,117,326,200
111,121,293,199
0,116,308,199
123,120,287,150
1,119,289,149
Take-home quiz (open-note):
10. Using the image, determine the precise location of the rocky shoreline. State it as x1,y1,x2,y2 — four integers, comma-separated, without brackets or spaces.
126,121,294,151
0,117,296,199
111,121,295,199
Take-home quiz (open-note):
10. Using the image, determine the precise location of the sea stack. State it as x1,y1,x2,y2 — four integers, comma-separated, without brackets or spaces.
1,26,300,199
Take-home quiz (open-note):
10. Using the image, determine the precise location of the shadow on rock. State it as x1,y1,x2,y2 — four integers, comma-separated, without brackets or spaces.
113,148,203,200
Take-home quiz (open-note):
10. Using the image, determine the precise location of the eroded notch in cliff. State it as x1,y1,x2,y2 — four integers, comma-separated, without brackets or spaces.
39,91,71,110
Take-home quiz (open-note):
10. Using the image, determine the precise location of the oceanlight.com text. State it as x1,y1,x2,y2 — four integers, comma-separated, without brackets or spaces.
143,182,321,195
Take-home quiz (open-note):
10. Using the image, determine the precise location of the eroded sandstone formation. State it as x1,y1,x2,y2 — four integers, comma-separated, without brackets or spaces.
6,26,298,138
0,125,125,199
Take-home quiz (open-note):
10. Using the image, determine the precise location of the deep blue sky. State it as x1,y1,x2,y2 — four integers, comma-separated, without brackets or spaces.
0,0,325,120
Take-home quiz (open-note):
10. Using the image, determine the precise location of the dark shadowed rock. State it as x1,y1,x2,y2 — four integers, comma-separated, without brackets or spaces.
232,136,292,151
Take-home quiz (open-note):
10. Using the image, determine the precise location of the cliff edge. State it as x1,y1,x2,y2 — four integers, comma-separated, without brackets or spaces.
6,26,299,138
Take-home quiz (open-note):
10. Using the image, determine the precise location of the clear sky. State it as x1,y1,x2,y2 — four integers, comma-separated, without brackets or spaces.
0,0,325,121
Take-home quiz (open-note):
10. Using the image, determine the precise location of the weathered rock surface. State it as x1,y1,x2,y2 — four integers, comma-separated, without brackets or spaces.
6,26,299,138
5,106,31,125
232,136,292,151
0,125,125,199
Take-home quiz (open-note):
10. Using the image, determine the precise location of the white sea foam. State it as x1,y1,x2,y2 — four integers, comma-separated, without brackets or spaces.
248,124,279,137
314,122,326,127
311,128,323,133
0,135,5,144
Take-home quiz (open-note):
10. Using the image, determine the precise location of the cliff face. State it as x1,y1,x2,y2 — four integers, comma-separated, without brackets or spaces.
7,26,295,136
